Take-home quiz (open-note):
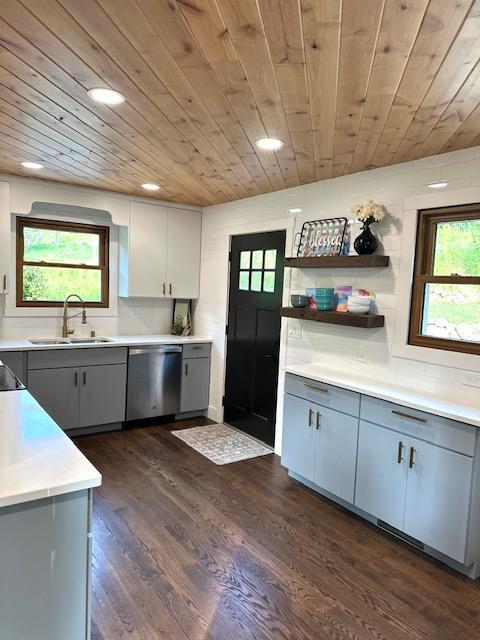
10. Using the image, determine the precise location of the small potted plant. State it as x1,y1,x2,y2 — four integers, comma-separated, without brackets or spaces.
351,200,386,255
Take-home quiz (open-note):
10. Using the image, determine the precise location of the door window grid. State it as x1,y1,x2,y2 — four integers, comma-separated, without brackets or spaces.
239,250,276,293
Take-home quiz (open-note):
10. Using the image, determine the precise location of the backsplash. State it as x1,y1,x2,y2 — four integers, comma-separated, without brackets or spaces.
0,297,173,339
197,146,480,430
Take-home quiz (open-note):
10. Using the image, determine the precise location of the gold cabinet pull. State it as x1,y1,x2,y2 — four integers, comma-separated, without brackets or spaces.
397,441,404,464
308,408,314,427
316,411,321,430
392,410,427,424
304,383,328,394
409,446,416,469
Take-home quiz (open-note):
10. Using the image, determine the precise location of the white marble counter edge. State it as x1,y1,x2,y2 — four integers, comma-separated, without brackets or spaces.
0,334,212,352
283,364,480,428
0,475,102,510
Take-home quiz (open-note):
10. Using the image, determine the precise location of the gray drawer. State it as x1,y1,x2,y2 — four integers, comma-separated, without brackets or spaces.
360,395,476,457
28,347,128,370
182,343,211,359
285,373,360,417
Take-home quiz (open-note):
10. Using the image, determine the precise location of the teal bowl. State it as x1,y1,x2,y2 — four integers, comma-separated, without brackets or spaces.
316,300,334,311
314,287,335,296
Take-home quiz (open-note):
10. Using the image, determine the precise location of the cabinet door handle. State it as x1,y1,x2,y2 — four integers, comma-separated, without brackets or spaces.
2,274,6,291
185,363,188,376
169,282,172,296
409,446,416,469
74,372,78,386
316,411,321,430
397,441,404,464
392,410,427,424
162,282,166,295
304,383,328,394
83,371,87,385
308,408,314,427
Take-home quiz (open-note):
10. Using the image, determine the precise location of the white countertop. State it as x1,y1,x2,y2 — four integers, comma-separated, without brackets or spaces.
0,389,101,509
0,334,212,352
283,363,480,428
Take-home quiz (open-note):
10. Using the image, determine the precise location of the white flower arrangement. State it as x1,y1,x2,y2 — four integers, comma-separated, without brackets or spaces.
351,200,386,228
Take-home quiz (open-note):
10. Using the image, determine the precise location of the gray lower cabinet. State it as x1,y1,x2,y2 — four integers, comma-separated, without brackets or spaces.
0,490,92,640
27,348,128,431
180,356,210,413
28,367,80,430
78,364,127,427
0,350,27,384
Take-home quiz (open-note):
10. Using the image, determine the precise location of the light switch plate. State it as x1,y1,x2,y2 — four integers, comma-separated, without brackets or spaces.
288,319,302,339
463,372,480,388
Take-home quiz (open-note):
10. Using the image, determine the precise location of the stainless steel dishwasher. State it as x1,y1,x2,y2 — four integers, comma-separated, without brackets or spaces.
126,345,182,420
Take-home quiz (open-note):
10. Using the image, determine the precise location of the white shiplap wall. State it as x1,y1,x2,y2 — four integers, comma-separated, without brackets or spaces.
196,147,480,450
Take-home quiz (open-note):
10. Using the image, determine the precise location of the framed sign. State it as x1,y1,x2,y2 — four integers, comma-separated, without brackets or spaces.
296,217,348,257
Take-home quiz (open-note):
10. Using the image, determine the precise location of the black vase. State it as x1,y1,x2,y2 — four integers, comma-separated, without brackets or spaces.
354,225,378,255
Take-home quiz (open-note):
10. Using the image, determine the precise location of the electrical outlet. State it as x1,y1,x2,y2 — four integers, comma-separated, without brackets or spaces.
288,319,302,339
463,372,480,388
353,350,368,363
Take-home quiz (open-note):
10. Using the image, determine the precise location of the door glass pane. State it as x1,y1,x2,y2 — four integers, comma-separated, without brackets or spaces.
23,226,100,266
433,218,480,276
251,271,262,292
422,283,480,343
240,251,251,270
22,266,102,302
263,271,275,293
264,249,277,269
239,271,249,291
252,250,263,269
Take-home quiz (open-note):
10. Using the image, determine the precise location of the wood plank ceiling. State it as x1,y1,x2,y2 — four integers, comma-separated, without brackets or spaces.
0,0,479,206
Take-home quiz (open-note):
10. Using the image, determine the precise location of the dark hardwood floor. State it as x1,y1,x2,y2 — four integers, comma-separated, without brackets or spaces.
75,418,480,640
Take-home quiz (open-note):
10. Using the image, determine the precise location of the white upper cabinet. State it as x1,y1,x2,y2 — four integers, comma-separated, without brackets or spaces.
119,201,201,299
0,181,10,294
166,208,201,299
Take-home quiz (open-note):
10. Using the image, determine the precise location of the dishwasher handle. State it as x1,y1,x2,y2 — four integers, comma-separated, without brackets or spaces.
129,345,183,356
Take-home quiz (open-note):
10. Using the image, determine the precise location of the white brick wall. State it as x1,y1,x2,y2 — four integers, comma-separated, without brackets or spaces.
197,147,480,449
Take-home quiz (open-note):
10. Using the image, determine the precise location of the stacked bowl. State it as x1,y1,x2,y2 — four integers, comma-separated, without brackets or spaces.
311,287,335,311
347,294,372,314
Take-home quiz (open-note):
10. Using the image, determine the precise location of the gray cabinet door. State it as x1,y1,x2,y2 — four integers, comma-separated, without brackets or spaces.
28,367,79,430
180,358,210,413
281,394,316,482
79,364,127,427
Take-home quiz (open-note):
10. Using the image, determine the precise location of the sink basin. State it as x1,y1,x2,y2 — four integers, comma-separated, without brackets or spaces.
29,339,71,345
28,337,113,345
69,338,113,344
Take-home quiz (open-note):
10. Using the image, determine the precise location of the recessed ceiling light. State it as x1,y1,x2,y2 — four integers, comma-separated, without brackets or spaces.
87,88,126,105
288,207,302,215
255,138,284,151
428,181,448,189
21,161,43,170
141,183,160,191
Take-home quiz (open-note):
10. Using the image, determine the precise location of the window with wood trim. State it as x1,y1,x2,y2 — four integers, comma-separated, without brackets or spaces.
16,217,109,307
409,204,480,355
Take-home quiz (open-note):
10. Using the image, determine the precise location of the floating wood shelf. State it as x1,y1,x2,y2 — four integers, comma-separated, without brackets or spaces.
281,307,385,328
284,255,390,268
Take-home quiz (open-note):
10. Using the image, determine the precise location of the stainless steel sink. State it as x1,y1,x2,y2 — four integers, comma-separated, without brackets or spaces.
29,337,113,345
29,339,71,345
69,338,113,344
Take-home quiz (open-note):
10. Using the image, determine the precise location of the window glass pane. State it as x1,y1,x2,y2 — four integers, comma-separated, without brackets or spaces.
252,250,263,269
239,271,249,291
251,271,262,291
264,249,277,269
23,266,102,302
433,219,480,276
240,251,250,269
422,283,480,343
23,226,100,266
263,271,275,293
